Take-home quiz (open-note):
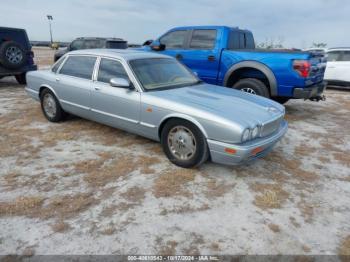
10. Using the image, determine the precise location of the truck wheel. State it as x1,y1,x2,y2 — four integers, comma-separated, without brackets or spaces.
40,89,66,122
233,78,270,98
273,97,290,104
0,41,26,69
15,73,26,85
161,119,209,168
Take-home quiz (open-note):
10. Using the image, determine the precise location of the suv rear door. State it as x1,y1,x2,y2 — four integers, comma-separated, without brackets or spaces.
180,29,220,84
325,50,350,83
325,50,342,82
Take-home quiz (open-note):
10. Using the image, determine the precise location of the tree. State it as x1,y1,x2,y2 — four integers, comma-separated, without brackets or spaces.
257,36,285,49
311,42,327,48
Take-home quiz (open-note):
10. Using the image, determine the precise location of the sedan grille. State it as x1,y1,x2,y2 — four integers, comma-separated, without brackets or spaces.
260,116,283,137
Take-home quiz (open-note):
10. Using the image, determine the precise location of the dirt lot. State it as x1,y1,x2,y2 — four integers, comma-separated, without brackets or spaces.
0,48,350,255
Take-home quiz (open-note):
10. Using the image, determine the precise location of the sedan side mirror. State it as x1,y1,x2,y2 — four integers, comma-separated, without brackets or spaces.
110,78,132,89
150,40,166,51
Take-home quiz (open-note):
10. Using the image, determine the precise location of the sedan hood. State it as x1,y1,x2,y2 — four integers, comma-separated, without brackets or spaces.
145,83,285,128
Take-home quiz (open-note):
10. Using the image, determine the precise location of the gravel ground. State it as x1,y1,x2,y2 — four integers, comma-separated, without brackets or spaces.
0,48,349,256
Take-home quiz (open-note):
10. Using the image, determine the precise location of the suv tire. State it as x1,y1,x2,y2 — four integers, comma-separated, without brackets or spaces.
233,78,270,98
0,41,26,69
15,73,26,84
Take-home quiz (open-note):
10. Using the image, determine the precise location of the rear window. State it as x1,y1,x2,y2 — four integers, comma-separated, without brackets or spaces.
189,30,217,49
106,41,128,49
228,30,255,49
59,56,96,80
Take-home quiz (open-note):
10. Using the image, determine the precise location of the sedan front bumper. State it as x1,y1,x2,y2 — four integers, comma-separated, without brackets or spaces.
207,120,288,166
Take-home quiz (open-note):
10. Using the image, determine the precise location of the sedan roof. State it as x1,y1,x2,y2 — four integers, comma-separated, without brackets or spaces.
68,49,171,61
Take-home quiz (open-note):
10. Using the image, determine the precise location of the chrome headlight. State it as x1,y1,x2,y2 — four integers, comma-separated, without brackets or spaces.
242,129,250,142
251,126,260,139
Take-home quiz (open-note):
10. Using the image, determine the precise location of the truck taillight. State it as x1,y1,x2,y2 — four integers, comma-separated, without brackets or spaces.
293,60,311,78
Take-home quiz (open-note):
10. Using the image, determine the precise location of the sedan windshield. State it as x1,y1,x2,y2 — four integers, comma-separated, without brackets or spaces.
129,58,199,91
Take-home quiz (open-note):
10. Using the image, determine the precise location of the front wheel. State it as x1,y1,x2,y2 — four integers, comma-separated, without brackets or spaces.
40,89,66,122
233,78,270,98
161,119,209,168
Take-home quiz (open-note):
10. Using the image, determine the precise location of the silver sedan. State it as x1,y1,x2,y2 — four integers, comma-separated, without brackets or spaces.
25,49,287,168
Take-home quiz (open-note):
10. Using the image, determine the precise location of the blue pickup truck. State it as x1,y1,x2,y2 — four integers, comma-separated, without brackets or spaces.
144,26,326,103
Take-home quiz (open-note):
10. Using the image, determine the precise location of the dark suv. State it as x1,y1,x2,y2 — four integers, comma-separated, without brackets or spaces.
0,27,37,84
54,37,128,62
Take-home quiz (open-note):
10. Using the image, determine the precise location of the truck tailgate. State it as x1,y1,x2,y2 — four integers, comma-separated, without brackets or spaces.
307,53,326,86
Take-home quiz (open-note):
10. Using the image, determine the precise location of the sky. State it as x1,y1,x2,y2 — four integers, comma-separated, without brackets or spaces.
1,0,349,49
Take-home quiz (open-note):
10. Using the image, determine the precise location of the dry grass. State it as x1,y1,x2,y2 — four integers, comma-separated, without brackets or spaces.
160,203,210,215
339,236,350,256
204,179,234,198
84,155,135,187
152,169,197,198
0,193,98,220
157,240,178,256
0,196,45,216
120,186,146,203
297,200,315,223
41,193,98,219
51,220,71,233
252,183,289,209
267,223,280,233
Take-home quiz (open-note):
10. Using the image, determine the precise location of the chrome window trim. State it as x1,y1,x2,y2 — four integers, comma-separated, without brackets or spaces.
94,55,143,92
57,54,99,81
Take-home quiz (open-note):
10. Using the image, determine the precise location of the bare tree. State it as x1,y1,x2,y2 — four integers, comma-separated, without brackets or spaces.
257,36,285,49
311,42,327,48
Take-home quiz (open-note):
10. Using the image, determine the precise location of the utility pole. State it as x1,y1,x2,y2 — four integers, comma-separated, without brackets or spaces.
47,15,53,45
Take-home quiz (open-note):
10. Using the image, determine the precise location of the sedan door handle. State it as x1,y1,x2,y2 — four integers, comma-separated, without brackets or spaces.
175,54,183,60
55,77,60,82
208,55,216,61
94,86,100,91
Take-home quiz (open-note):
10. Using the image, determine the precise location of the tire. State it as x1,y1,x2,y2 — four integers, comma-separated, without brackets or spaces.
40,89,66,122
15,73,26,85
233,78,270,98
273,97,290,104
161,119,209,168
0,41,26,69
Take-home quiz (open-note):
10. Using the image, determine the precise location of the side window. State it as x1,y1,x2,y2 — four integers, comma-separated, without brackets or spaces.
159,30,187,49
97,58,128,83
51,57,65,73
228,31,240,49
245,33,255,49
239,33,245,48
59,56,96,80
340,51,350,61
189,30,217,49
70,40,84,51
327,51,341,62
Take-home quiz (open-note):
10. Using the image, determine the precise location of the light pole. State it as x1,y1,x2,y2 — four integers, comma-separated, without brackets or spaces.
47,15,53,45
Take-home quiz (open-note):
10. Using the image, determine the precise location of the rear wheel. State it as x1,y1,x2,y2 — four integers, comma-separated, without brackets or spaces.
233,78,270,98
40,89,66,122
15,72,26,84
161,119,209,168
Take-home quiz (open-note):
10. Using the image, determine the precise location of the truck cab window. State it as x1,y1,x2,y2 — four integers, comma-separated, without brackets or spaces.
189,30,217,49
